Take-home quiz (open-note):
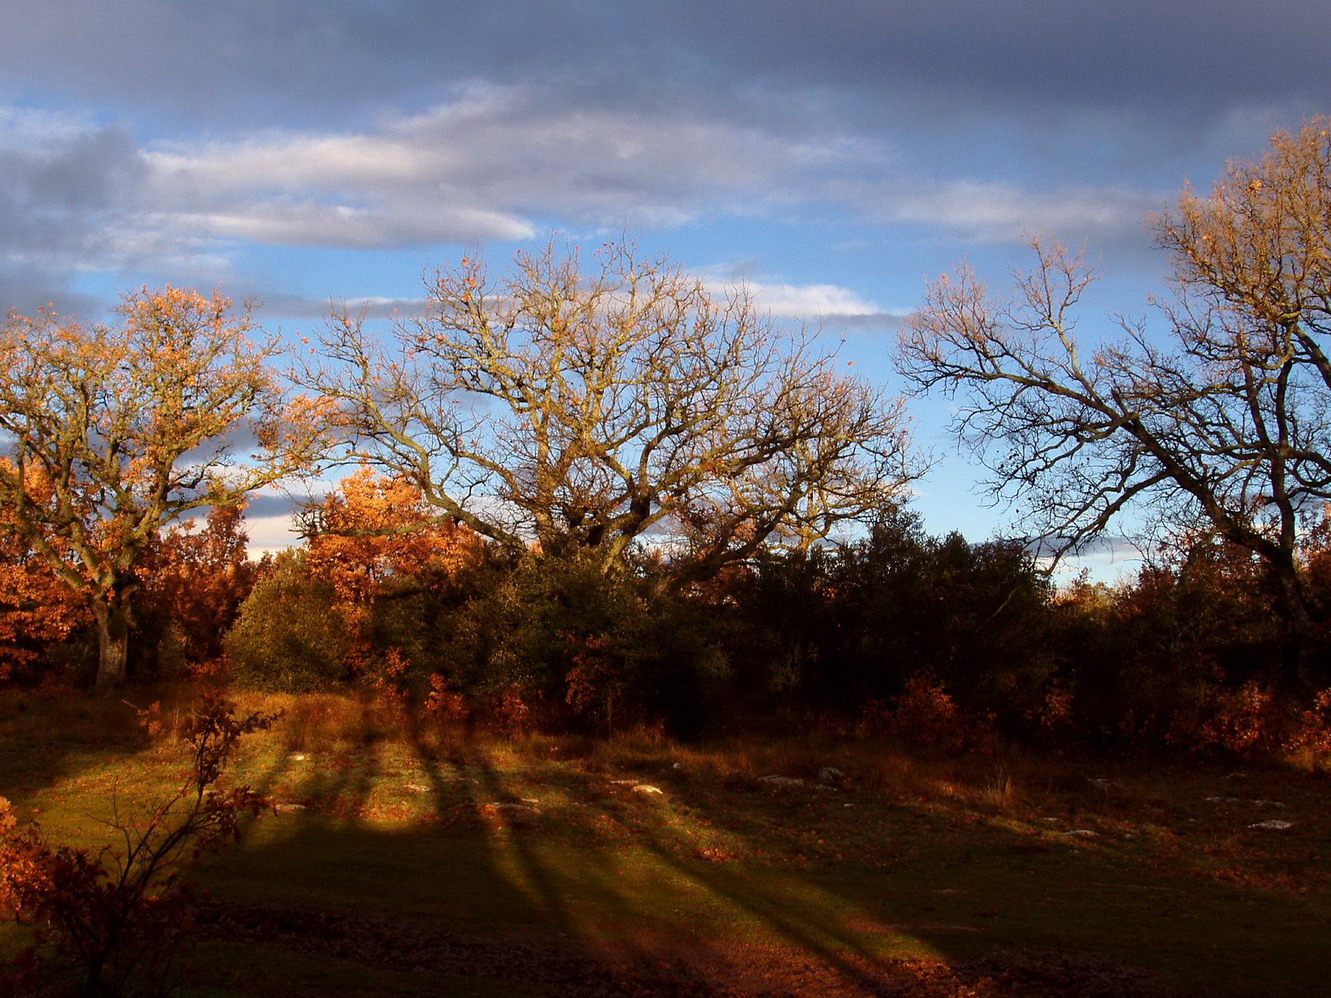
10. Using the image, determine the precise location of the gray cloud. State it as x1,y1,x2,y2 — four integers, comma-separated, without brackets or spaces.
1,3,1325,311
0,118,148,282
4,1,1328,131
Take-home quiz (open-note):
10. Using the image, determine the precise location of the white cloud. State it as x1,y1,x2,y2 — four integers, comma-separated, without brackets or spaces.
878,180,1166,243
0,87,1171,307
706,277,886,319
136,84,816,251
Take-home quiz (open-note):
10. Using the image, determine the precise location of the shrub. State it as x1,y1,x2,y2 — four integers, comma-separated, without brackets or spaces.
223,550,352,691
0,691,278,996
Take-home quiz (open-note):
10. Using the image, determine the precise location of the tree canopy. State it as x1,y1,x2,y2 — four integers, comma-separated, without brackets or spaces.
897,120,1331,682
308,240,917,581
0,287,325,689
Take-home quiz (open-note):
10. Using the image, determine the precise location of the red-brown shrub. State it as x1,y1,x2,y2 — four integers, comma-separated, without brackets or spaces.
0,691,278,996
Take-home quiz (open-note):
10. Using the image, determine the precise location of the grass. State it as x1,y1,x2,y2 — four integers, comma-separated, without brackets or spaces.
2,686,1329,996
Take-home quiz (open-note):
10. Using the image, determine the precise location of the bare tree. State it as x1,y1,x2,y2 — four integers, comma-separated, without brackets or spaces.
0,288,325,690
307,240,916,581
897,121,1331,682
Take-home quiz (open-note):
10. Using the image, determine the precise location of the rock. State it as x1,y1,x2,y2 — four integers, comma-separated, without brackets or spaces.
404,783,432,794
482,803,541,820
1062,828,1098,838
287,752,307,762
1204,796,1240,803
632,784,663,795
1249,819,1293,830
817,767,845,786
274,803,306,814
758,775,807,789
1251,799,1287,808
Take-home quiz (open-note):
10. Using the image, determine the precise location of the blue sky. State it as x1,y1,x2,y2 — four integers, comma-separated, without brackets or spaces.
3,0,1329,573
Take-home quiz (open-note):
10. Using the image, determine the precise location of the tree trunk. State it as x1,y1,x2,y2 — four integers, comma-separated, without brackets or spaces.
1271,561,1321,688
93,597,131,693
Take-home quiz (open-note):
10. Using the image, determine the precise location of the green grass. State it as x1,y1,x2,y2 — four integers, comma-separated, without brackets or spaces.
2,688,1328,996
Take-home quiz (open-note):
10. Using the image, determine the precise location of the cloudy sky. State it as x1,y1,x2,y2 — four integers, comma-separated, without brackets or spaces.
3,0,1328,566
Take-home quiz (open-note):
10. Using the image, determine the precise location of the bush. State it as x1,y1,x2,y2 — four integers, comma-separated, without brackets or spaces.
0,692,277,996
367,550,731,736
223,550,352,691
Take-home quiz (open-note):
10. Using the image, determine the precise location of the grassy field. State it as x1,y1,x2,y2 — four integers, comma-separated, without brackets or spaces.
1,688,1328,996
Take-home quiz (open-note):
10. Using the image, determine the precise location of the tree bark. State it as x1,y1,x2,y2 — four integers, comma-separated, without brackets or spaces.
1271,563,1322,687
92,596,131,692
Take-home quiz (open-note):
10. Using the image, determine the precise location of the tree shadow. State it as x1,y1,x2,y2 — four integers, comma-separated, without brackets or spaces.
0,690,156,801
14,700,1328,996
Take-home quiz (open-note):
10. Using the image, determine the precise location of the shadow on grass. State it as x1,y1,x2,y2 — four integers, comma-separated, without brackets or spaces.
7,698,1329,997
183,727,1331,998
0,690,155,801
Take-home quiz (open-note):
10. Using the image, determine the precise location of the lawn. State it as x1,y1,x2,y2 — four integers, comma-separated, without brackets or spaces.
1,689,1327,996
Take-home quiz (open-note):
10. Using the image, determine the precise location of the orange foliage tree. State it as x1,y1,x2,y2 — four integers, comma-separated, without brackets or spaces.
0,464,89,682
303,468,482,607
300,469,483,696
0,287,327,691
139,504,261,673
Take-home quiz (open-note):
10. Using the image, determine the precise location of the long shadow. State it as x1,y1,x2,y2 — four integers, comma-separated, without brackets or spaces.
156,716,1331,997
614,758,1331,996
249,693,385,822
0,689,159,803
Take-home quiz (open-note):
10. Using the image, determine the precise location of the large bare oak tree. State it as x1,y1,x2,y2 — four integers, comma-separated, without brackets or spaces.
308,240,916,581
897,121,1331,682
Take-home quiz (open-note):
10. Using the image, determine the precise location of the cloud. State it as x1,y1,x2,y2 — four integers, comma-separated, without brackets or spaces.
4,1,1329,135
700,272,889,320
0,85,896,302
141,85,819,249
866,180,1168,244
0,113,148,279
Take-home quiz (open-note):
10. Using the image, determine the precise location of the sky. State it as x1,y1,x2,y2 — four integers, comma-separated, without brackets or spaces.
3,0,1329,574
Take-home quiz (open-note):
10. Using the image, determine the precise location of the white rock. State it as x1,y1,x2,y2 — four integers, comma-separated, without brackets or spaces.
632,784,664,795
484,803,541,818
1063,828,1098,837
274,803,306,814
404,783,432,794
758,775,807,789
1249,820,1293,830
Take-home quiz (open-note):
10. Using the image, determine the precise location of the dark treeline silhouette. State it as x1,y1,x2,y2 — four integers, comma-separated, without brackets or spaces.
5,480,1329,760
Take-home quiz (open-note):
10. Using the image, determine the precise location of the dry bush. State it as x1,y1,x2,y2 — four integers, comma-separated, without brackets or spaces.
860,675,996,756
0,691,278,996
1172,681,1331,761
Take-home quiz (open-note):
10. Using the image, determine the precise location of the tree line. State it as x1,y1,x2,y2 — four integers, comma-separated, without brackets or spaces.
4,121,1331,750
